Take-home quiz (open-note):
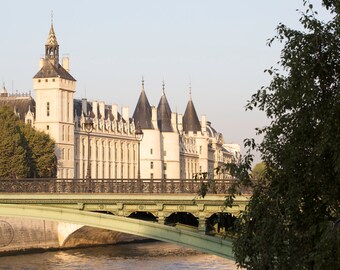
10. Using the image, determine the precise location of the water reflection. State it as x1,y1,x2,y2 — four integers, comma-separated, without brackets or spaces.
0,242,238,270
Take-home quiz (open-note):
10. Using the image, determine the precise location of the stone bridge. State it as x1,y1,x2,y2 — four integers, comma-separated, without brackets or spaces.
0,178,250,259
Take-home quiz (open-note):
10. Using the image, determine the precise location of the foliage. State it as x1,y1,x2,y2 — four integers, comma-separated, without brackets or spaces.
0,106,30,178
251,162,267,182
0,106,57,178
21,125,57,178
229,1,340,269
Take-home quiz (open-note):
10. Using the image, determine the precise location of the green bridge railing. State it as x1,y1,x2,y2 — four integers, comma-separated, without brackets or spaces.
0,178,239,194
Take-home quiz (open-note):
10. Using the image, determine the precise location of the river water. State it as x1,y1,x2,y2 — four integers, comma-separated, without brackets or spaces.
0,242,238,270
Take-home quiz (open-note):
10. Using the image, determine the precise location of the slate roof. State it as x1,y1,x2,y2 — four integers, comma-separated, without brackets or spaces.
74,99,122,122
0,95,35,121
33,60,76,81
183,99,201,133
133,89,153,129
157,91,173,132
206,121,218,138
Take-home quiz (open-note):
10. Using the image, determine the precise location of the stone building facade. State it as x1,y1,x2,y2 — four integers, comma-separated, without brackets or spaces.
0,23,240,179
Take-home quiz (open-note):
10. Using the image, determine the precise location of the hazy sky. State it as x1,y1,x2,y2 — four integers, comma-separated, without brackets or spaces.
0,1,331,164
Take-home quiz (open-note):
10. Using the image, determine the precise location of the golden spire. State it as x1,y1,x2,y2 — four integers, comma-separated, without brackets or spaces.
46,11,58,46
162,80,165,95
141,76,145,91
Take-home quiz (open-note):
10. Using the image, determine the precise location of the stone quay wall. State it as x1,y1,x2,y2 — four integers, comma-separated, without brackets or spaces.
0,217,143,255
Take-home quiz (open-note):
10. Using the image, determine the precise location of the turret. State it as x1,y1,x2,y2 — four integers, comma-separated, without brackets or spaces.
132,78,153,129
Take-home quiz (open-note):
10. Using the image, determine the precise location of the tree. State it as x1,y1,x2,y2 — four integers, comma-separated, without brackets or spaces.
251,162,267,182
0,106,30,178
21,125,57,178
0,106,57,178
229,1,340,269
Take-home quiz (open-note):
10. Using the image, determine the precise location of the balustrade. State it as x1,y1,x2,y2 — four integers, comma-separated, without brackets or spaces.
0,178,237,194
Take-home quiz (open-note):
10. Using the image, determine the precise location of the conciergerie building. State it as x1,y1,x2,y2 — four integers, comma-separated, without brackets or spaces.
0,22,240,179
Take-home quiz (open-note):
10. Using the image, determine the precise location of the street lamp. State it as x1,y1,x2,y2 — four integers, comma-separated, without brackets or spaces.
135,125,144,191
84,114,93,191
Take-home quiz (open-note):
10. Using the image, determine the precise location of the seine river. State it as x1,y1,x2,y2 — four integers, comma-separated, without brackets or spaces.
0,242,238,270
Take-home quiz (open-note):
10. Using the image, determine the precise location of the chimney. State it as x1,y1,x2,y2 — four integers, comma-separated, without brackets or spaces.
62,57,70,72
201,115,207,133
112,104,118,120
178,114,183,132
151,106,158,130
39,58,44,69
171,112,178,132
82,98,88,115
122,106,129,122
99,101,105,119
92,101,98,118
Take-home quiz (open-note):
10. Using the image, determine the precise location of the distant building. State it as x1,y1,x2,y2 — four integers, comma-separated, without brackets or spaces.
0,22,240,179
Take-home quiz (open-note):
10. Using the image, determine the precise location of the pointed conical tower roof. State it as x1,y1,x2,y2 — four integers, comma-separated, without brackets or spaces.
133,78,154,129
46,23,58,46
183,86,201,133
157,81,173,132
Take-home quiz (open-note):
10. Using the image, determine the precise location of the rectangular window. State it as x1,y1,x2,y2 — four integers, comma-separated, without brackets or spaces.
115,142,118,161
102,142,105,160
67,101,70,122
163,174,167,179
82,139,85,159
47,125,49,130
150,173,154,179
47,102,50,116
109,142,111,161
75,163,78,178
75,139,78,155
164,150,167,156
150,148,153,155
164,163,167,170
150,161,154,169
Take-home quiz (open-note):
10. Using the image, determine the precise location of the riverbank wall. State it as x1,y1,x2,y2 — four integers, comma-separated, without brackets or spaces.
0,217,144,255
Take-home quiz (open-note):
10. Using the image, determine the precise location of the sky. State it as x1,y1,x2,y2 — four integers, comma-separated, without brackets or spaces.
0,1,332,164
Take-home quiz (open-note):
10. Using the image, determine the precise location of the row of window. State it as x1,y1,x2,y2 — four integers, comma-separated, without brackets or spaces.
62,125,71,142
75,137,137,164
75,161,136,179
150,162,167,170
60,147,71,161
180,158,200,179
38,78,56,83
37,78,74,84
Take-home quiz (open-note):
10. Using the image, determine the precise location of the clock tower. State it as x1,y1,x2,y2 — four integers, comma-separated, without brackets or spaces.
33,21,77,178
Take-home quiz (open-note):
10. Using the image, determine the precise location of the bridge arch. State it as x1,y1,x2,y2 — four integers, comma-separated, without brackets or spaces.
0,204,234,260
61,225,143,248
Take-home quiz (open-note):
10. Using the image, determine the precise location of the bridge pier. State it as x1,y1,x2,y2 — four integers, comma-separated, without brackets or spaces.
198,216,207,234
157,216,165,225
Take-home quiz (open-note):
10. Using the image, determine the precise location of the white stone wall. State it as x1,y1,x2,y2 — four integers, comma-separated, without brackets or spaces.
161,132,180,179
140,129,162,179
33,77,76,178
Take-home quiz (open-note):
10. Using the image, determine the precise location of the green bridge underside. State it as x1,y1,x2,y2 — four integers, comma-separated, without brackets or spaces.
0,194,249,260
